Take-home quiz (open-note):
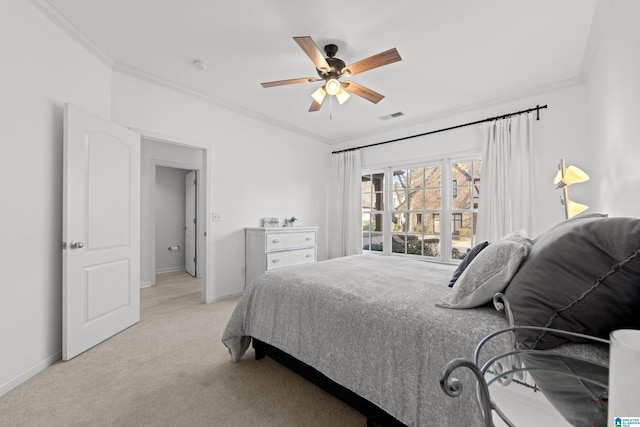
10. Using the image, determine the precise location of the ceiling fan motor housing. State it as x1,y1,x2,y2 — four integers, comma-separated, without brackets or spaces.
317,44,345,79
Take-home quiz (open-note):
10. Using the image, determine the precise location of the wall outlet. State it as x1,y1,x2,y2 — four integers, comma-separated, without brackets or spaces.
212,212,222,222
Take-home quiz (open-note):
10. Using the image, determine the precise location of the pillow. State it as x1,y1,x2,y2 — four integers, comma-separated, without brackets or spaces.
437,232,532,309
547,212,608,231
447,241,489,287
504,216,640,349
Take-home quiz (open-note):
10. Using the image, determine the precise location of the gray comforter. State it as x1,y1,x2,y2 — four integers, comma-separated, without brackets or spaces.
222,254,510,426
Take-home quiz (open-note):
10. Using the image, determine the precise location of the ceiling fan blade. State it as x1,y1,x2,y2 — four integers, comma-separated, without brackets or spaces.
261,77,320,88
294,36,331,72
308,96,326,112
342,48,402,76
342,81,385,104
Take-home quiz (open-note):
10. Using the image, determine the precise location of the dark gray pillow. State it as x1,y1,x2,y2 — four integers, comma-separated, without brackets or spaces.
447,241,489,287
505,216,640,349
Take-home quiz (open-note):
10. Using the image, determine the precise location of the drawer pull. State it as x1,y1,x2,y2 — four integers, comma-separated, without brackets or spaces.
272,239,280,244
271,258,280,264
306,254,312,258
306,237,312,241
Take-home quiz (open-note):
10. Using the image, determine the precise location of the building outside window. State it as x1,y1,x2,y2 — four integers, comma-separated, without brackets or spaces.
361,156,480,262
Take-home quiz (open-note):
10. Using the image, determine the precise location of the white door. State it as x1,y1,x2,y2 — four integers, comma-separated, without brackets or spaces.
185,170,197,277
62,104,141,361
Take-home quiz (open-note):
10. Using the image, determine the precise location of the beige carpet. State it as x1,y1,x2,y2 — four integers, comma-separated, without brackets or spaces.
0,271,364,427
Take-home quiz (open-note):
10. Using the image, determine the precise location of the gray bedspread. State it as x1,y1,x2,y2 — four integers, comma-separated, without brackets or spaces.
222,254,510,426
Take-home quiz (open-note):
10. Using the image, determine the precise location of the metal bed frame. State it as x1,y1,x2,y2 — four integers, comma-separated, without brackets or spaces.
439,294,610,427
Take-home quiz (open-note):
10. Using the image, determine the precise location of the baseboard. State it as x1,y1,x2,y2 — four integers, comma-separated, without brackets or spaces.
140,281,153,288
0,351,61,397
155,267,185,274
206,291,243,304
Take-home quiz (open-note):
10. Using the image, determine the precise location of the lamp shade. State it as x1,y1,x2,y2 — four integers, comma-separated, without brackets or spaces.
555,165,590,188
608,329,640,426
335,87,350,104
311,86,327,104
565,199,589,218
325,78,341,96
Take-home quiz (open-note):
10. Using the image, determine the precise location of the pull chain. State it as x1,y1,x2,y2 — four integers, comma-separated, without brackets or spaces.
329,95,333,120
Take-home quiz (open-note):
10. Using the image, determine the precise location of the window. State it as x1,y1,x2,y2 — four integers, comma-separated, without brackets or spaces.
361,172,385,252
451,160,482,259
361,157,480,262
391,164,442,257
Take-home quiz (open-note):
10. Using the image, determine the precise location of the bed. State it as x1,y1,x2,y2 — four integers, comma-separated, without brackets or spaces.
222,254,512,426
222,215,640,426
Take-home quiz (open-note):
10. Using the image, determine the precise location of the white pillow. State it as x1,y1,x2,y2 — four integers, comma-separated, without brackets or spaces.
436,231,532,309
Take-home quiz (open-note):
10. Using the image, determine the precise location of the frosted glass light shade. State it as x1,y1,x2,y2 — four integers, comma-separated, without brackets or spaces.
311,86,326,104
608,329,640,426
335,87,350,104
325,78,341,95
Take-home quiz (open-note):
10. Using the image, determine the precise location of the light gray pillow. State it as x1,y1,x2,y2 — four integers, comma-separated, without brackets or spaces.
436,231,532,309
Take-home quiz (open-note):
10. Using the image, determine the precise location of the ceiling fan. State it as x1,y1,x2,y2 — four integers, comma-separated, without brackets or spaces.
261,36,402,112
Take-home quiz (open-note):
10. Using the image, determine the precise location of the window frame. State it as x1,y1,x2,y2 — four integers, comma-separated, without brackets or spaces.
361,152,481,263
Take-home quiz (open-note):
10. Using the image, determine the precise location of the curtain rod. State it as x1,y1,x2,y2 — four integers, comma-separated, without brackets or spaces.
331,104,548,155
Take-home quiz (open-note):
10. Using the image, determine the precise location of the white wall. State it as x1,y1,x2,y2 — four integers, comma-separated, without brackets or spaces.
155,166,189,273
0,1,112,395
586,0,640,217
111,73,331,300
331,84,591,237
140,139,204,286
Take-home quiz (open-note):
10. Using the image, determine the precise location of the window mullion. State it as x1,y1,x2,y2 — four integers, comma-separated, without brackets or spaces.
441,159,452,261
383,167,393,255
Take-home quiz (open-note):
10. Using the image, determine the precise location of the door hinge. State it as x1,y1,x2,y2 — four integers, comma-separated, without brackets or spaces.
193,179,197,185
61,242,67,249
193,256,196,263
193,218,197,224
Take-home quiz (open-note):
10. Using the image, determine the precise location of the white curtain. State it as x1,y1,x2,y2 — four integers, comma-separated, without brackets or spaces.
331,150,362,258
477,113,535,242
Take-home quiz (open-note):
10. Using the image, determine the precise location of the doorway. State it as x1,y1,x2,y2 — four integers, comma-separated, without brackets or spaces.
140,137,209,302
154,166,197,278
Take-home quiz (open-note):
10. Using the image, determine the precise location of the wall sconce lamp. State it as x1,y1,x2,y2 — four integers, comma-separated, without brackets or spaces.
554,158,589,219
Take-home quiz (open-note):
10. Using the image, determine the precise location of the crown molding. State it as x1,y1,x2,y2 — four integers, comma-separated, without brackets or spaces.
112,62,329,144
28,0,327,144
27,0,114,68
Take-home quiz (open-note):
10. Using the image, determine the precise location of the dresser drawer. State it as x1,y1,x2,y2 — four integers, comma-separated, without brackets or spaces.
266,231,316,251
266,248,316,271
245,226,318,287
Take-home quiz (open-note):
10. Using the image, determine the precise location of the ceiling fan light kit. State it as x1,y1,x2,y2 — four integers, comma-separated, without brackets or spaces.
260,36,402,112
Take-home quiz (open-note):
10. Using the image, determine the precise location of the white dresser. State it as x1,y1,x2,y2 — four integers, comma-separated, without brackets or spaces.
245,226,318,286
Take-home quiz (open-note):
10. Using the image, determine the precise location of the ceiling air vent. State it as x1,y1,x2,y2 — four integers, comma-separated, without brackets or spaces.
379,111,405,121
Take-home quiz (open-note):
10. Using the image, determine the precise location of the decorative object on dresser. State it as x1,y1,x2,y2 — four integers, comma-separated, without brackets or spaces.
244,226,318,286
283,216,298,227
262,217,280,227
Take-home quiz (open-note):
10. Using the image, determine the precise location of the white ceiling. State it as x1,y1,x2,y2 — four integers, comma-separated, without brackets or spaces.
34,0,598,145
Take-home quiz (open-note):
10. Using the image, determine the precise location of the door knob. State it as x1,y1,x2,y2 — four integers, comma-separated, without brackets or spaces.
70,241,85,249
